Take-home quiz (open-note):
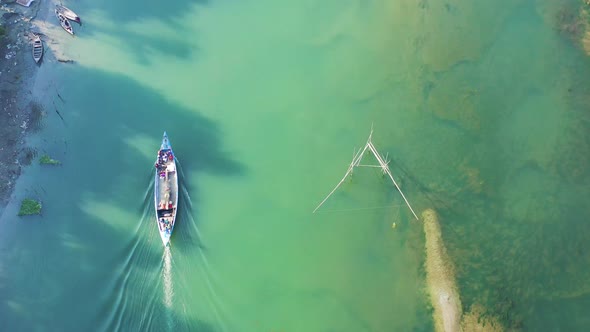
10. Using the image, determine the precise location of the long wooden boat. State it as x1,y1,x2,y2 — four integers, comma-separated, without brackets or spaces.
32,34,43,63
55,9,74,35
56,4,81,25
154,132,178,246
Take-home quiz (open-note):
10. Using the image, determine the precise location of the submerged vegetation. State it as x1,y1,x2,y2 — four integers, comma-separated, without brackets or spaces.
19,147,37,166
423,209,508,332
552,1,590,55
18,199,42,216
28,101,45,132
461,304,505,332
39,155,60,165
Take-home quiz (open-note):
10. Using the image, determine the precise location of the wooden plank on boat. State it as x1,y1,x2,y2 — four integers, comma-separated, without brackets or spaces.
16,0,34,7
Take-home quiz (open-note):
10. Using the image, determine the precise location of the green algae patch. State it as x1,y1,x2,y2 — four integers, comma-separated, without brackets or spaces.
39,155,60,165
18,199,42,216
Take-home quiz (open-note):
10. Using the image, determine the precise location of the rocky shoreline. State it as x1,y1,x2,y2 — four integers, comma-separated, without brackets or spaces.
0,0,44,208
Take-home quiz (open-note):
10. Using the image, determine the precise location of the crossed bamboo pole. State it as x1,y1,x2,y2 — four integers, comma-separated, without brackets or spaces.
313,129,419,221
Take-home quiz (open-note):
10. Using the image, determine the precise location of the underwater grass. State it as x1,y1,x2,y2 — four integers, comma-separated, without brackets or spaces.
20,147,37,166
28,101,45,132
18,199,42,216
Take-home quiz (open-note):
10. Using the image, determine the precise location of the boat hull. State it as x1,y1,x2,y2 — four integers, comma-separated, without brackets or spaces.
32,35,43,63
56,4,81,25
154,132,178,246
55,10,74,35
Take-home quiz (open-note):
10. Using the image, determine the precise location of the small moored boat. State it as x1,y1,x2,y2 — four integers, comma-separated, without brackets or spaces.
56,4,81,25
55,9,74,35
154,132,178,246
32,34,43,63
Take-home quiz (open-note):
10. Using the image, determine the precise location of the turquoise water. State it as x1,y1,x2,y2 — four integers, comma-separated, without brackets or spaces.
1,0,590,330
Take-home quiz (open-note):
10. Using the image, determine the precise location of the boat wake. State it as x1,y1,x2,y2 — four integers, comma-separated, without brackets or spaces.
100,160,230,331
162,246,175,330
162,247,174,308
175,160,205,247
174,160,230,332
96,168,162,332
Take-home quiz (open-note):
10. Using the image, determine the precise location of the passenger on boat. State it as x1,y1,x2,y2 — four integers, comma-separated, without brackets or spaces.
155,150,167,170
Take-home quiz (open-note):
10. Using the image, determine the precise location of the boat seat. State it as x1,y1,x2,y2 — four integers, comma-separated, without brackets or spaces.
157,208,174,217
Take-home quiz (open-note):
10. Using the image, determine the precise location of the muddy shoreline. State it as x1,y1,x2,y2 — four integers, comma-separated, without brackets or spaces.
0,0,53,212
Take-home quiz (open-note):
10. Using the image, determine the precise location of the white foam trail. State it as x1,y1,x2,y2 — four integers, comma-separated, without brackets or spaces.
160,246,175,331
162,247,174,307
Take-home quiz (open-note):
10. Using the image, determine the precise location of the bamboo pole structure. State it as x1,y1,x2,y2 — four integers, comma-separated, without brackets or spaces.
313,129,419,220
366,141,419,220
312,147,364,214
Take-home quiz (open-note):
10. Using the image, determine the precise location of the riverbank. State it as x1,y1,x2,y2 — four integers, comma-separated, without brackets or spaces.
0,0,58,214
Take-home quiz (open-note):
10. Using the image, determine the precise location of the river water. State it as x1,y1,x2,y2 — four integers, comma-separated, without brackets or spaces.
1,0,590,331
